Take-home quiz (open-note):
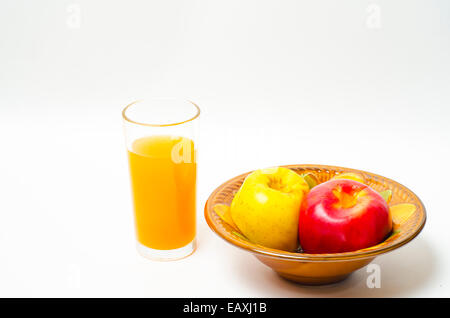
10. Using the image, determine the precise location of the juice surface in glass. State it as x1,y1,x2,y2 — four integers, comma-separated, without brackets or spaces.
127,135,196,250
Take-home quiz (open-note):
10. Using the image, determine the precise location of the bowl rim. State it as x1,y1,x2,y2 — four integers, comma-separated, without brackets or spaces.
204,164,427,262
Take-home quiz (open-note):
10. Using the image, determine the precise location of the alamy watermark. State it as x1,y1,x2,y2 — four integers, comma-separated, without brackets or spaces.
366,2,382,29
67,263,81,289
66,3,81,29
366,263,381,288
171,137,196,164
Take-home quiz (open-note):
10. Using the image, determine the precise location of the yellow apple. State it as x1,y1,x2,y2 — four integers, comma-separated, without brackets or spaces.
230,167,309,251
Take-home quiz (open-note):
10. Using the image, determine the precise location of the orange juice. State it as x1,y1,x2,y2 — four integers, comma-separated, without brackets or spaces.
127,135,196,250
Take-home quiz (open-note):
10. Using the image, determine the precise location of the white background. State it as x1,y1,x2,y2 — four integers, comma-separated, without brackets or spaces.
0,1,449,297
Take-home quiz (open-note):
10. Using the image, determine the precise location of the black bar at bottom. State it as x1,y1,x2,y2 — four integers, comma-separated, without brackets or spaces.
0,298,448,315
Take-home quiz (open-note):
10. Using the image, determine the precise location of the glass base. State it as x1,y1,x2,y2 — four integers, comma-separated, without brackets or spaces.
136,239,196,261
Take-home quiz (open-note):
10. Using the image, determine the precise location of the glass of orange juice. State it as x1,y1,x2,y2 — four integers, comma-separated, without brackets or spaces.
122,99,199,261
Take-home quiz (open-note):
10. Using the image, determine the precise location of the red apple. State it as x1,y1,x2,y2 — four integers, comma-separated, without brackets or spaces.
299,179,392,253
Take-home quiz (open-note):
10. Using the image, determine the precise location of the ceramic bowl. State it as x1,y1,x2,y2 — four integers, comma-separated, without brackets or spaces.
204,164,426,285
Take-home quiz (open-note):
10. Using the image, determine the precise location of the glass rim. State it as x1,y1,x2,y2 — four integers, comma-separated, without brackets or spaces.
122,99,201,127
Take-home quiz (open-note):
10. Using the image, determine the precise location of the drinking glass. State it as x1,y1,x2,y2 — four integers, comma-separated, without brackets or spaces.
122,99,200,260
